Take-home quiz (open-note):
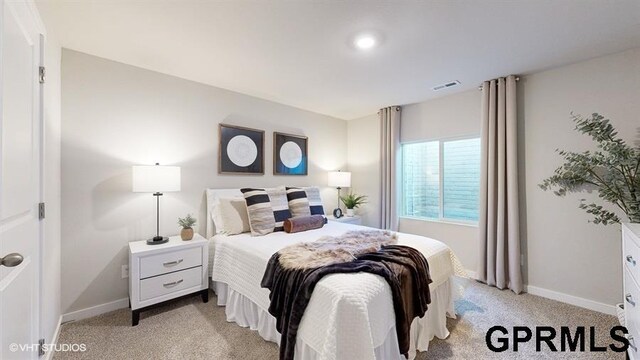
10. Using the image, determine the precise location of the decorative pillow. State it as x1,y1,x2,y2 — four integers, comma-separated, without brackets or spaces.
241,187,292,236
285,187,312,218
207,188,243,235
304,186,325,215
217,197,250,235
283,215,325,233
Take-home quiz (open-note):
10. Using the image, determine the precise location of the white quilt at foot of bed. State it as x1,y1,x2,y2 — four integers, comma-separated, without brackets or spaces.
214,278,458,360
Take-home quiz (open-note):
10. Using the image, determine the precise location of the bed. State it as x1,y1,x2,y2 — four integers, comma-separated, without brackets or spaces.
206,188,465,360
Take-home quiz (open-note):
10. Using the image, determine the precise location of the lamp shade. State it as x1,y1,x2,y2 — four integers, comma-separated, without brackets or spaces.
328,171,351,188
132,165,181,193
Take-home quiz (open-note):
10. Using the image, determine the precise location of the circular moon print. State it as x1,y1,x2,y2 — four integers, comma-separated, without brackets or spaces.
279,141,303,169
226,135,258,167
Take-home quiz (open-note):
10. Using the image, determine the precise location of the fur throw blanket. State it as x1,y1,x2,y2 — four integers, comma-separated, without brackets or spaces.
277,230,398,269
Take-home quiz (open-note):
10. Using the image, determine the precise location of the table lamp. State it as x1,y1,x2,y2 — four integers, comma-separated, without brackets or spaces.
328,170,351,218
132,163,181,245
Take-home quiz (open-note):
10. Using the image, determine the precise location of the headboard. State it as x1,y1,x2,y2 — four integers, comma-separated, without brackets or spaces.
205,188,243,238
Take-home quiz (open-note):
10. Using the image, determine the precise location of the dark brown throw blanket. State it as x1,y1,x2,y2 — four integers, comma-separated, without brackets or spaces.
261,234,431,360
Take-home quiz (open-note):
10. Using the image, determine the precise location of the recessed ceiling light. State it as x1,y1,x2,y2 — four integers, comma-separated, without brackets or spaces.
354,35,377,50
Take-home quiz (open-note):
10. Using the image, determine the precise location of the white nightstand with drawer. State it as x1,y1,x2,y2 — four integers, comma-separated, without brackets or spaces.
327,215,362,225
129,233,209,326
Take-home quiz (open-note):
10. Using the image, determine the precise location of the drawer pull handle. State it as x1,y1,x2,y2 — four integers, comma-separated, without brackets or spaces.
628,335,637,351
163,259,183,267
627,255,636,266
626,293,636,306
163,279,183,288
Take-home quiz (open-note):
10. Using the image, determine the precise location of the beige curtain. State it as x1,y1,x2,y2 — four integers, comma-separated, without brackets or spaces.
379,106,401,231
478,75,523,294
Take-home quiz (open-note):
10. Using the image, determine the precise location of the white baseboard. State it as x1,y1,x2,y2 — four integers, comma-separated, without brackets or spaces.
42,315,62,360
525,285,616,315
61,297,129,323
463,269,615,315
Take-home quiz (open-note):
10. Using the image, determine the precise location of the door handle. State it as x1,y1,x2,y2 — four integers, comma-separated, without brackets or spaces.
0,253,24,267
628,335,637,351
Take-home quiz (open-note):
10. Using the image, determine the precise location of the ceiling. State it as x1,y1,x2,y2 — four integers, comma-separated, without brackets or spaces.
36,0,640,120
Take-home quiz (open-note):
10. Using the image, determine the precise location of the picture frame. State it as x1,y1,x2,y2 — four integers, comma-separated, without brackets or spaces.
219,124,265,175
273,132,308,175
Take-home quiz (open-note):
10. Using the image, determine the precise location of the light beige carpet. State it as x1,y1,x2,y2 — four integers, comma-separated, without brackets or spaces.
54,281,623,359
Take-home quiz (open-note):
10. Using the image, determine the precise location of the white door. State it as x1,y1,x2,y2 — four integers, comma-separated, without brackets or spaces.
0,0,43,359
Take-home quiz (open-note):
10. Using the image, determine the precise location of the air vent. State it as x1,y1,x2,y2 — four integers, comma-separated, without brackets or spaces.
432,80,461,91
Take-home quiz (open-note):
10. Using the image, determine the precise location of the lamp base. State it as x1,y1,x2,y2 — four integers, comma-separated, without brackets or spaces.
147,236,169,245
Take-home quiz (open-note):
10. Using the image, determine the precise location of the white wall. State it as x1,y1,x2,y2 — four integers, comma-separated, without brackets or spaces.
61,50,348,314
347,113,381,228
41,25,62,346
522,48,639,307
401,89,480,143
347,48,640,308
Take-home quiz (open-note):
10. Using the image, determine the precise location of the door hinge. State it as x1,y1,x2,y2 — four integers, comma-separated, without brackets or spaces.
39,66,46,84
39,202,45,220
38,338,45,356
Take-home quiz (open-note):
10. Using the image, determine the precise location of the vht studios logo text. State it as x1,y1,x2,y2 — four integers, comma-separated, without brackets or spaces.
486,326,629,353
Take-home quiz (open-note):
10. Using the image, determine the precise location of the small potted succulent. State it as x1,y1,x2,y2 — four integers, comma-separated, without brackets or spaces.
178,214,197,241
340,193,367,217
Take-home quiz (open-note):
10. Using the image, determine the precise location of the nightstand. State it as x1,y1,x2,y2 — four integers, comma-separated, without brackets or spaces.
327,215,362,225
128,233,209,326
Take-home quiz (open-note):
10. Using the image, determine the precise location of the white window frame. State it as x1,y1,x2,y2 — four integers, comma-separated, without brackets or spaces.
400,134,480,226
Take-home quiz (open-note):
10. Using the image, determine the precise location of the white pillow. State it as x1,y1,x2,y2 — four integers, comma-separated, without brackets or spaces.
214,197,250,235
211,197,226,231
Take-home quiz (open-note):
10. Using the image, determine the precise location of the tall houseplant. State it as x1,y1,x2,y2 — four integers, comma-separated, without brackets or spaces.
539,113,640,225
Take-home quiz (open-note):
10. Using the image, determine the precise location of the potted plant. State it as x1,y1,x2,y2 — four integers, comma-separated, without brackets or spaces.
539,113,640,225
178,214,197,241
340,192,367,217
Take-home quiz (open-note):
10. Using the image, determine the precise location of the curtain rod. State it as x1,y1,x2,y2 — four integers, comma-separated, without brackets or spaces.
376,106,401,114
477,76,520,90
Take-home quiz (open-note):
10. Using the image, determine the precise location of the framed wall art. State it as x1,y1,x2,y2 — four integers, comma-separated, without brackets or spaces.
273,132,308,175
219,124,264,174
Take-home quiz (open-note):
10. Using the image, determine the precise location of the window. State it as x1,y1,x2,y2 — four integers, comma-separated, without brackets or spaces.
402,137,481,223
402,141,440,219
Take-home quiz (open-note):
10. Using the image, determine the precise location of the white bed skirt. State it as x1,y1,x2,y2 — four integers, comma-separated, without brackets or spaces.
213,278,457,360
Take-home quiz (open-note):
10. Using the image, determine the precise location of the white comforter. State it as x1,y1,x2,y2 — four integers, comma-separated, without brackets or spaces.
210,222,464,359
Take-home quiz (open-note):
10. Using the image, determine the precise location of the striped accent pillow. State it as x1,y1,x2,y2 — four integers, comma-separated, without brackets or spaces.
241,187,292,235
268,187,292,231
304,186,325,216
285,187,312,218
